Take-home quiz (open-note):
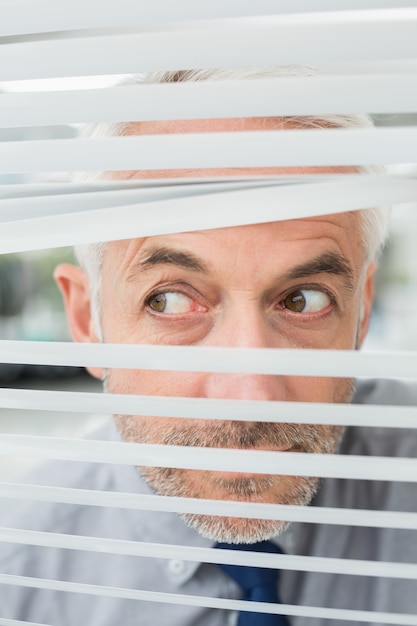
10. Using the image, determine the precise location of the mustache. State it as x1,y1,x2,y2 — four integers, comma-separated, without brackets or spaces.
155,421,343,454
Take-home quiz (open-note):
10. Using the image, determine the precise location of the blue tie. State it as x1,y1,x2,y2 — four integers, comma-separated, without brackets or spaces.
215,540,290,625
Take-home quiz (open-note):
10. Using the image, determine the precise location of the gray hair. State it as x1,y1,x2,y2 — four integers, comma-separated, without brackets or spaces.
74,66,390,330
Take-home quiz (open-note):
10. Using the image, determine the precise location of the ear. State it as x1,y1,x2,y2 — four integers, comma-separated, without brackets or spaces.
357,261,378,348
54,263,103,380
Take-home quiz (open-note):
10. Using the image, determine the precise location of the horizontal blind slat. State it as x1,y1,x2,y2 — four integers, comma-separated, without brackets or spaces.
1,342,416,378
1,482,417,529
0,435,416,482
0,179,293,221
7,175,368,226
1,388,417,429
1,176,415,253
0,175,351,201
1,527,416,579
2,75,417,128
2,128,416,174
0,620,52,626
0,172,407,202
3,2,417,37
0,177,414,251
0,574,415,624
2,15,417,82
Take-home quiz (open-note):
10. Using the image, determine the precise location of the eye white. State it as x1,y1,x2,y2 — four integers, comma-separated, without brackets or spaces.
162,292,193,313
302,290,331,312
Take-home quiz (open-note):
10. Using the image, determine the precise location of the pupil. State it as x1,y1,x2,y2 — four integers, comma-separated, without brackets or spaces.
285,291,306,312
150,293,166,312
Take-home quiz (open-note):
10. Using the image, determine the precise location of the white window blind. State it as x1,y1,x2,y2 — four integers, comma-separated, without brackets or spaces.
0,3,416,625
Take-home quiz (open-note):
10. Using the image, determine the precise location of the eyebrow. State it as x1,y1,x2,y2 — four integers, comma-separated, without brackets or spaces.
283,252,355,290
127,247,355,290
128,246,208,279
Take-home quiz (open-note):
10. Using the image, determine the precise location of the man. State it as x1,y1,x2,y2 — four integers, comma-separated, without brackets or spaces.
0,68,416,625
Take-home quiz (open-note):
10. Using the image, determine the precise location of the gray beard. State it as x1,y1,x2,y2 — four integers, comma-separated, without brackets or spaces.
140,462,322,544
115,415,347,543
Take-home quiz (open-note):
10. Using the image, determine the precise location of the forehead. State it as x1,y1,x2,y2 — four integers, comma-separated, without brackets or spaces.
105,213,364,286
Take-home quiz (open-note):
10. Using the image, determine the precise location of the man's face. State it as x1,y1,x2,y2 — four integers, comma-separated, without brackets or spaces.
56,118,376,543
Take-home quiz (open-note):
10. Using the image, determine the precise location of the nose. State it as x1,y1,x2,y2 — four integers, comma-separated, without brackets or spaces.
202,304,285,401
204,371,282,401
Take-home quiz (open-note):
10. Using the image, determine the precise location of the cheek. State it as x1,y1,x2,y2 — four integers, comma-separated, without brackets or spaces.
105,368,206,397
283,376,354,404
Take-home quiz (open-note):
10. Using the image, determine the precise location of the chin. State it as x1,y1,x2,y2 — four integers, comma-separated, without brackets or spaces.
139,465,321,544
181,512,291,544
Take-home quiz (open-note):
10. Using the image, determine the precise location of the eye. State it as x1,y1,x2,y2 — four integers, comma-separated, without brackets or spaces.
283,289,331,313
147,291,200,314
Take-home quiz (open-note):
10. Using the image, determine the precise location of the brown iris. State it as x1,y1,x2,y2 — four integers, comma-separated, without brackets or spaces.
284,290,306,312
148,293,166,312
